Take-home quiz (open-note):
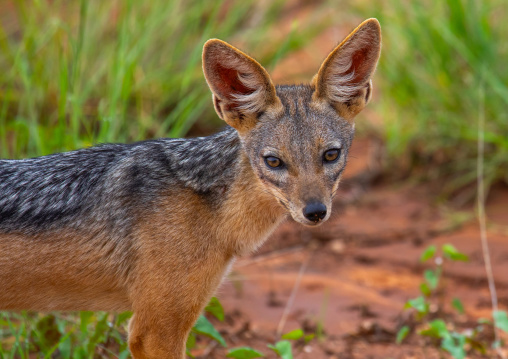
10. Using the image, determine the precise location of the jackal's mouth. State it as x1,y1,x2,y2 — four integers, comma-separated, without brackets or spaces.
298,217,328,227
289,210,330,227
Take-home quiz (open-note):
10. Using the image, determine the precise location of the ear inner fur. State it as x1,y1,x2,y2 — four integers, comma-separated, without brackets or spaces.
202,39,282,132
312,18,381,119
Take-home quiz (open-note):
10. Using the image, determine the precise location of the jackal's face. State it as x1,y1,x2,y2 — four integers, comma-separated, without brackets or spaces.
203,19,381,226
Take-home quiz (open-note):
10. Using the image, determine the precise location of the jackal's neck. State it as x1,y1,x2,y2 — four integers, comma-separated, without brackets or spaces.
164,126,241,197
169,126,286,255
214,149,287,256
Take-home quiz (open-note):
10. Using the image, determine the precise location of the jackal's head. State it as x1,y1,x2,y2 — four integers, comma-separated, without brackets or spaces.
203,19,381,226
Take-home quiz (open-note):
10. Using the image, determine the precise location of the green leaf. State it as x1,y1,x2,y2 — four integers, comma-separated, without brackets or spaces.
87,312,110,353
205,297,225,321
116,311,133,326
477,318,491,325
442,333,466,359
452,298,465,314
192,315,226,347
420,282,431,296
406,296,428,314
493,310,508,333
186,348,195,359
227,347,265,358
58,335,72,359
186,332,196,350
304,334,315,343
281,329,304,340
420,319,449,339
424,269,439,290
442,244,469,262
79,311,93,334
430,319,450,338
45,330,74,359
396,326,410,344
420,245,436,262
267,340,293,359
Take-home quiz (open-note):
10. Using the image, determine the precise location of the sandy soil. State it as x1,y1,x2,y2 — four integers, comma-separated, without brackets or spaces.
191,137,508,358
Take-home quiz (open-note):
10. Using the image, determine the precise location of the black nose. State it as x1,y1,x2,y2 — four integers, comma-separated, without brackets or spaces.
302,202,327,223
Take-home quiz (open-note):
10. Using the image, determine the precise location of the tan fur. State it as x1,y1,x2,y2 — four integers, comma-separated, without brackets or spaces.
126,154,284,358
0,155,284,358
0,230,132,311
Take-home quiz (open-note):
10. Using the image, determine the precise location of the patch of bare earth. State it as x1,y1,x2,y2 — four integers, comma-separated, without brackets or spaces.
194,137,508,358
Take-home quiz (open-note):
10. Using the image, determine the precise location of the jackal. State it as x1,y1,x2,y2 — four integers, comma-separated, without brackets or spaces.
0,19,381,358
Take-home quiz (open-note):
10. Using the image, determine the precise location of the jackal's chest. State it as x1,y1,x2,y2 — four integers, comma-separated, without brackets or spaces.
224,214,286,256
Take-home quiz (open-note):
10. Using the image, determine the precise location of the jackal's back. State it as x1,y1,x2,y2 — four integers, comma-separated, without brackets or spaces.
0,127,240,235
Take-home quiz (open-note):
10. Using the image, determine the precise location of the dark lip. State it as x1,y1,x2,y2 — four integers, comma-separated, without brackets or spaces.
297,217,327,227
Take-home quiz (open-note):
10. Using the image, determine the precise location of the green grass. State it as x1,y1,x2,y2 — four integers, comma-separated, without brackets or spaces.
356,0,508,196
0,1,329,357
0,311,131,359
0,0,326,159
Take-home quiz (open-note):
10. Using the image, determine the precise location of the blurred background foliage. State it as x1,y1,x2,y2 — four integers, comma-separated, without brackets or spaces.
0,0,327,158
0,0,506,357
360,0,508,199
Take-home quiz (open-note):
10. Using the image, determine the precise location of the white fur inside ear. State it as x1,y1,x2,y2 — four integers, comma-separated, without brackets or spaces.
213,51,267,114
316,18,381,106
232,72,265,113
324,40,368,103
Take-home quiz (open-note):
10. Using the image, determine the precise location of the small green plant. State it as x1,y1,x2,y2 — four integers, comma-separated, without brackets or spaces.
226,347,265,359
397,243,508,358
227,328,315,359
0,297,229,358
0,296,275,358
186,297,227,357
186,298,316,358
0,311,132,359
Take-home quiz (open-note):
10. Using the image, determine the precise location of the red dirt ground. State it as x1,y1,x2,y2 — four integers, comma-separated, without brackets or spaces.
191,137,508,358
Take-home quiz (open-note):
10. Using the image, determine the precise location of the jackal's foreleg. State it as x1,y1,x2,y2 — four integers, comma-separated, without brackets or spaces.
127,238,231,359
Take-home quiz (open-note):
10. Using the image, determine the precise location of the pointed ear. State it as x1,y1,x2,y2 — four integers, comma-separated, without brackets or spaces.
202,39,281,133
312,18,381,120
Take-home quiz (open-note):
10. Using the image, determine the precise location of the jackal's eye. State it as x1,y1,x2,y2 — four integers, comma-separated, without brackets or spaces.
323,149,341,163
264,156,283,169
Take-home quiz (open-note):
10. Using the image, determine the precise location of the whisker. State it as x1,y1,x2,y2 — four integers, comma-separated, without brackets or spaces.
259,188,290,209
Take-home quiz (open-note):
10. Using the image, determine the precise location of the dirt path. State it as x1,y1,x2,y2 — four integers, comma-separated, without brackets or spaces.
194,137,508,358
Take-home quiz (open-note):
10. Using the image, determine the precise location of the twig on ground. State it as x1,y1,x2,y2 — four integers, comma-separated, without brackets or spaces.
236,245,304,268
477,78,506,359
276,243,312,337
200,341,218,357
